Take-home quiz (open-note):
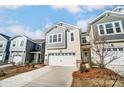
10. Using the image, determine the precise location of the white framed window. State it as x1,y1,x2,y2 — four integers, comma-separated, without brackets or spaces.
0,42,4,48
48,33,62,44
12,41,16,47
36,44,40,50
81,37,87,43
53,34,57,42
20,41,24,46
49,35,52,43
97,21,124,36
71,32,74,41
105,23,114,34
58,33,62,42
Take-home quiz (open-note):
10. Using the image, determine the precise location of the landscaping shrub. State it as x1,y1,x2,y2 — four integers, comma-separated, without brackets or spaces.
80,64,86,73
0,70,6,77
25,61,30,66
30,60,36,68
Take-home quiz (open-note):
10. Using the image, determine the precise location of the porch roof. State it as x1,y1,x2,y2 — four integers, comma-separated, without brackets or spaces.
30,51,42,54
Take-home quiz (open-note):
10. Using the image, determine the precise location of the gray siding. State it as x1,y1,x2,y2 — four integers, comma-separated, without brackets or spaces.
25,39,36,62
92,13,124,40
46,26,67,49
0,35,10,62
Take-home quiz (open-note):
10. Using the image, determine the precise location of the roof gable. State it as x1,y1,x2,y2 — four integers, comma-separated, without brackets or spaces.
0,33,10,40
10,34,35,43
45,22,79,34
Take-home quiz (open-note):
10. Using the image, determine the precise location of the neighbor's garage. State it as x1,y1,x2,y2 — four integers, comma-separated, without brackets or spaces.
49,53,76,66
13,55,22,63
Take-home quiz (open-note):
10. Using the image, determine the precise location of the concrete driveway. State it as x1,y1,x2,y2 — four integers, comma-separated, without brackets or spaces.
0,66,77,87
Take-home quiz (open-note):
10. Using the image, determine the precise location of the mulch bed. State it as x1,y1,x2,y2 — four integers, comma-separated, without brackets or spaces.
0,64,45,80
73,67,123,79
72,67,124,87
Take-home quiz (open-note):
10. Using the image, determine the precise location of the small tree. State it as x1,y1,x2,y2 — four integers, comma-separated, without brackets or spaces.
91,36,121,69
91,36,122,87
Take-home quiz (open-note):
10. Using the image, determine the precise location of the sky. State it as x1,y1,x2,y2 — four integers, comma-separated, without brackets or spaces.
0,5,118,39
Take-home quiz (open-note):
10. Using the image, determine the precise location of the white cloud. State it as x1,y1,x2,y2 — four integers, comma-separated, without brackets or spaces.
77,19,90,32
0,5,23,10
0,25,45,39
82,5,114,12
51,5,82,14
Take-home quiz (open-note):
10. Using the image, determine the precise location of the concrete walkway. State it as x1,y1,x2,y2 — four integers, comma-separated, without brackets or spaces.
0,66,77,87
0,64,12,69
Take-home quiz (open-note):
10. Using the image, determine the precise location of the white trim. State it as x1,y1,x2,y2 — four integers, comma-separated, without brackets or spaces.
81,36,89,44
97,20,124,36
48,33,63,44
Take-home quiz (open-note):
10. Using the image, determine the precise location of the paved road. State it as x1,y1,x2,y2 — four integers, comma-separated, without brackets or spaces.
0,66,77,87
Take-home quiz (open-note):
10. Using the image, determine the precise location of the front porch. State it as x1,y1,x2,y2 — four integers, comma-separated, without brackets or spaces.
30,51,43,64
81,45,91,63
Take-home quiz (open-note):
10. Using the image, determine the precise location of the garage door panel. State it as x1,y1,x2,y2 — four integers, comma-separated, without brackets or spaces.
49,53,76,66
13,55,22,63
106,52,124,65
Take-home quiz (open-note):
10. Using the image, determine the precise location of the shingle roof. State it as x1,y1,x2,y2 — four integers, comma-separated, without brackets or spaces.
0,33,11,40
33,39,45,44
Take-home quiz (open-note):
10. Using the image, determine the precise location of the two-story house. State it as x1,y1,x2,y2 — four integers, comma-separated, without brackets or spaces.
9,35,36,64
88,6,124,66
30,39,45,63
0,33,10,64
44,22,82,67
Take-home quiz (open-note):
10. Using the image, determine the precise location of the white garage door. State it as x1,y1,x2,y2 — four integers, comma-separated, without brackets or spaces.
0,55,3,61
13,55,22,63
109,52,124,65
49,53,76,66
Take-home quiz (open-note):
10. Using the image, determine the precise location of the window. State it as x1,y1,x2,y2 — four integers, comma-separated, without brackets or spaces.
71,33,74,41
49,35,52,43
72,53,75,56
115,22,121,33
82,37,87,43
98,21,123,35
36,44,40,50
99,25,104,34
107,48,111,51
58,34,62,42
102,49,106,51
69,53,72,55
53,35,57,42
113,48,117,51
20,41,24,46
48,33,62,43
118,48,123,51
0,43,3,48
13,41,16,47
85,52,88,57
105,23,114,34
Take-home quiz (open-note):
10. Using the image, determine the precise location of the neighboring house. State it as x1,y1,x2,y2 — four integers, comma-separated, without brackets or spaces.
44,22,82,67
0,33,10,64
9,35,36,64
88,6,124,66
30,39,45,63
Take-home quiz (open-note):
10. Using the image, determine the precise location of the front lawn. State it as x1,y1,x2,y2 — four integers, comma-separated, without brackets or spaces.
0,64,45,80
71,67,124,87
